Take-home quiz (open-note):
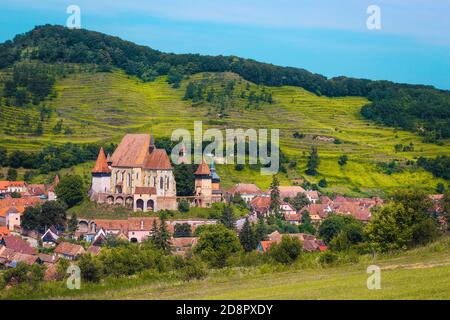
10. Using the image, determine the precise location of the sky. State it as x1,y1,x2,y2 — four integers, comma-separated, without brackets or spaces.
1,0,450,90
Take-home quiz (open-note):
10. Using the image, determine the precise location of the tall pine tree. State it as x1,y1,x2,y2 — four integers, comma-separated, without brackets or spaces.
220,204,236,230
306,146,320,176
239,218,257,252
270,175,281,219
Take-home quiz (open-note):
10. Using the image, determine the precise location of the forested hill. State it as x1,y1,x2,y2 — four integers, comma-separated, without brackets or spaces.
1,24,450,140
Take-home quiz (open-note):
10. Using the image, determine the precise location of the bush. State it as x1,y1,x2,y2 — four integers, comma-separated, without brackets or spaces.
194,224,242,268
318,251,339,266
269,236,302,264
78,254,102,283
180,257,208,281
411,219,440,247
178,199,190,213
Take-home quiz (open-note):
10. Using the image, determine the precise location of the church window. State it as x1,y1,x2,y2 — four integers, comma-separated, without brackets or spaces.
160,177,164,190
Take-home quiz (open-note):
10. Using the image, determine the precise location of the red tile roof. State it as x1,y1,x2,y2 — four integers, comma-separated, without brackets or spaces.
92,147,111,174
0,197,44,210
87,246,102,256
111,134,172,170
0,226,11,239
250,196,271,210
54,242,85,257
134,187,156,195
2,236,36,255
194,158,211,175
227,183,263,195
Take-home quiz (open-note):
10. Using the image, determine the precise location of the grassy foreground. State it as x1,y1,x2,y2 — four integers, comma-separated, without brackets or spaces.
2,237,448,300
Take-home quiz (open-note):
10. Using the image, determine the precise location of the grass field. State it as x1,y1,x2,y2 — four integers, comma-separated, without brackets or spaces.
1,237,448,300
1,69,449,196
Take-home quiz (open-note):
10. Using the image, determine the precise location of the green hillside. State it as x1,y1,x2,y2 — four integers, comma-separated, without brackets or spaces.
1,68,449,195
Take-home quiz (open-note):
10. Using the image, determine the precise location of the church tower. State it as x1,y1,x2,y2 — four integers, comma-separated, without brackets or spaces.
91,147,112,195
194,158,212,207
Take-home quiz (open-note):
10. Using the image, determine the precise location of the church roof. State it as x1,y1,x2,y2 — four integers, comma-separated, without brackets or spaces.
92,147,111,174
110,134,172,170
195,158,211,175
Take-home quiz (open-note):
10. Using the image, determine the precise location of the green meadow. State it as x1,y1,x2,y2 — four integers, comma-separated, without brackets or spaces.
1,237,448,300
1,69,449,196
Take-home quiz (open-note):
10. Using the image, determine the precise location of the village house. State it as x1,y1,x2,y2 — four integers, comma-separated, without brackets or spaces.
0,235,36,255
0,181,27,194
54,242,85,260
41,226,60,247
277,186,306,200
257,231,327,253
225,183,264,203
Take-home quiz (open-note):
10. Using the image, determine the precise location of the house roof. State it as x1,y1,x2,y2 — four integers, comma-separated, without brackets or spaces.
0,181,26,189
54,242,85,257
92,147,111,174
111,134,172,170
277,186,306,199
128,217,158,231
227,183,263,195
134,187,156,195
87,246,102,256
2,236,36,255
250,196,271,209
259,241,274,252
38,253,58,264
0,226,11,239
283,213,302,221
305,190,319,199
10,252,38,265
94,219,129,234
194,158,211,175
0,197,44,210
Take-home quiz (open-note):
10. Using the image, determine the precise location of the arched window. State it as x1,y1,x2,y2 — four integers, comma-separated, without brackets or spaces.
160,177,164,190
153,177,156,187
128,173,132,187
166,176,170,190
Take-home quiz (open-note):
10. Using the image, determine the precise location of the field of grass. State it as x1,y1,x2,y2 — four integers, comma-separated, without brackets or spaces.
1,69,449,196
1,237,448,300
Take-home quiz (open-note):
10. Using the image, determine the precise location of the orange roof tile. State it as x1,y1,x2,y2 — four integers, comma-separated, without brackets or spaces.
194,158,211,175
92,147,111,174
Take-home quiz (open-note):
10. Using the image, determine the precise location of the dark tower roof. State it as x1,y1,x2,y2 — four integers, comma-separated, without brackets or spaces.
210,160,220,182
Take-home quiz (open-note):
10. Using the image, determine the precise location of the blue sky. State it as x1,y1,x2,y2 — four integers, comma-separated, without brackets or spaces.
1,0,450,89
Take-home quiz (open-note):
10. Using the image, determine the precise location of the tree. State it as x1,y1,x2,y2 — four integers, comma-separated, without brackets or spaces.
21,201,67,233
231,192,246,208
194,224,241,268
78,254,101,283
173,164,195,196
68,214,78,233
338,155,348,166
442,190,450,229
269,175,281,218
0,147,7,166
174,223,192,238
219,204,236,230
7,168,17,181
318,178,328,188
329,221,365,251
178,199,190,212
255,215,267,242
306,147,320,176
55,175,84,208
318,215,357,244
436,183,445,194
287,193,310,211
298,211,315,235
269,236,302,264
239,218,257,252
152,215,171,254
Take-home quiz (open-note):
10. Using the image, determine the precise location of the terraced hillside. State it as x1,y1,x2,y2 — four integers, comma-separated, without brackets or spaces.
1,69,449,195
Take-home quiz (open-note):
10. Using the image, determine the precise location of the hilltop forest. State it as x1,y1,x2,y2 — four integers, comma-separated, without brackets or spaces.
0,25,449,141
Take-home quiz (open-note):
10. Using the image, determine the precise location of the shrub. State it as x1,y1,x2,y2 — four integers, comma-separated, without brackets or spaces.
194,224,242,268
269,236,302,264
78,254,102,283
318,251,339,266
178,199,190,212
180,257,208,281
